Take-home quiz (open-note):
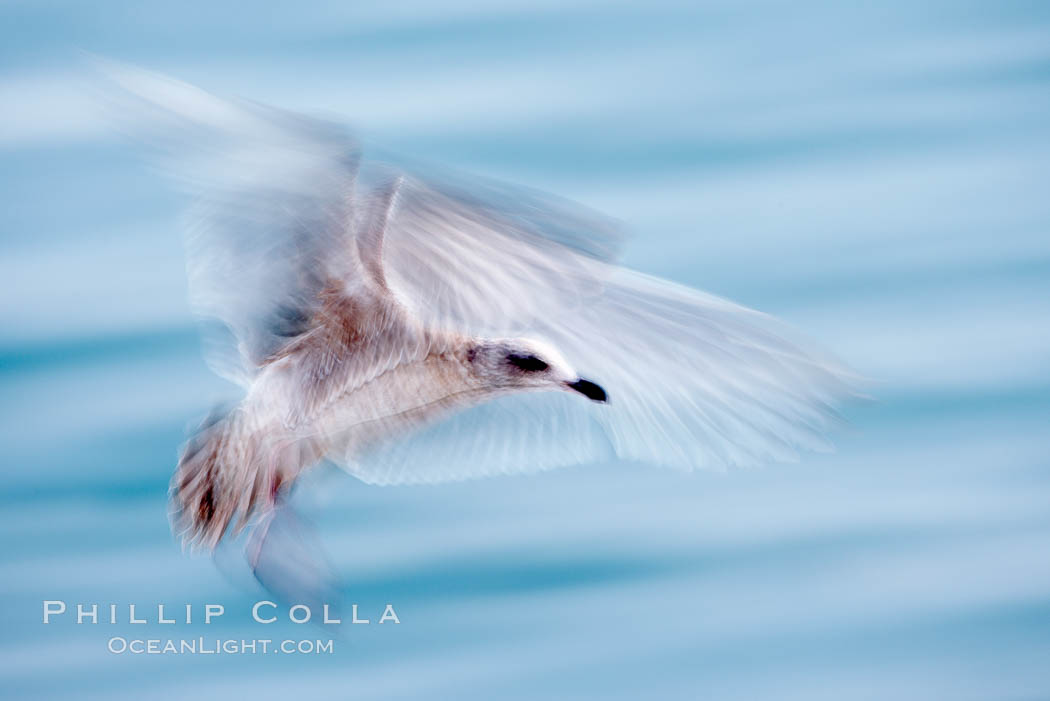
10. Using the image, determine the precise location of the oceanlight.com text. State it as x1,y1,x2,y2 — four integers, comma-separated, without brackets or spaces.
107,637,334,655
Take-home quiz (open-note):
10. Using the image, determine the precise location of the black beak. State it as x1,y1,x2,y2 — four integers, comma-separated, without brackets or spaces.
566,378,608,403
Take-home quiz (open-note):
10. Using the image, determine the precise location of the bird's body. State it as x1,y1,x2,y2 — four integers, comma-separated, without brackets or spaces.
253,327,486,475
106,66,857,553
175,234,612,547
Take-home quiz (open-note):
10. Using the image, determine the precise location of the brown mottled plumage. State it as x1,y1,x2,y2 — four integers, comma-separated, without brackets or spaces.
171,176,603,550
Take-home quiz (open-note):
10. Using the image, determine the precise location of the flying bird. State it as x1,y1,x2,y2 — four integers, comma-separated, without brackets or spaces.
106,67,855,553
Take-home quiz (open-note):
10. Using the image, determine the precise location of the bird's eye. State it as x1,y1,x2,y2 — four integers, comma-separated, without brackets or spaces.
507,354,549,372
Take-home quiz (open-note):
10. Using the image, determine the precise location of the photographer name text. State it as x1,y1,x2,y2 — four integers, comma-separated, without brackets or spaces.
42,600,400,625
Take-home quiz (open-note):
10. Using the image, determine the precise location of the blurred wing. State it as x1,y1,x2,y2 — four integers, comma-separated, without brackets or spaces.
552,271,854,469
380,174,624,336
106,65,624,386
353,391,616,485
104,65,369,386
353,240,856,485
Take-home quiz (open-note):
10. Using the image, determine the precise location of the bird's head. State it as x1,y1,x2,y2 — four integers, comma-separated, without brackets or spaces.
467,337,608,403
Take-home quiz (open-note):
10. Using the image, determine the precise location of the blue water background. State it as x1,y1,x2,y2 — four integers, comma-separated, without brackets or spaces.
2,1,1050,698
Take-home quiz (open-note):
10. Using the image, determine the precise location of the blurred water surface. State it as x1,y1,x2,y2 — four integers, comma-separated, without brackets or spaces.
3,1,1050,699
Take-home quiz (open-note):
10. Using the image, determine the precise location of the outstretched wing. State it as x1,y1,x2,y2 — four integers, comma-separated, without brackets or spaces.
105,65,625,388
378,174,623,338
349,185,858,484
103,65,379,387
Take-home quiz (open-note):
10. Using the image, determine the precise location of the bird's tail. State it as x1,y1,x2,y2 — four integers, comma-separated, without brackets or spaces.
171,404,292,552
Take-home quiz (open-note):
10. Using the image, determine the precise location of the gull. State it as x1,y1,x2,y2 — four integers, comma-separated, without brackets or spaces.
106,67,856,553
